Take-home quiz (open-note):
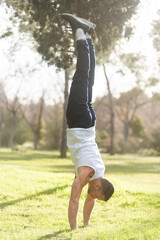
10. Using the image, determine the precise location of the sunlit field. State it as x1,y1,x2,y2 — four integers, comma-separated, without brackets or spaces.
0,149,160,240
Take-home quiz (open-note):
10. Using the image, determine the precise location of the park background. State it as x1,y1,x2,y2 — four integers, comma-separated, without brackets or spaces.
0,0,160,239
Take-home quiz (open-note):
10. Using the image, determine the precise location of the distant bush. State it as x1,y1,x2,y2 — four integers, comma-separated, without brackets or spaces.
12,142,34,152
150,128,160,153
40,103,63,150
137,148,159,156
96,130,109,149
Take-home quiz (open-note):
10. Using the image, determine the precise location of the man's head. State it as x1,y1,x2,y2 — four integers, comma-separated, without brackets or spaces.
88,178,114,202
101,178,114,201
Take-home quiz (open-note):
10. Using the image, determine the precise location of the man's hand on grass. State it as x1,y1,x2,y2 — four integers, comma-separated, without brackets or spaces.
84,223,94,227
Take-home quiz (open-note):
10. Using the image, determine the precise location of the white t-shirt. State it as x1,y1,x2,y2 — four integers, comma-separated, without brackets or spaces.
67,126,105,181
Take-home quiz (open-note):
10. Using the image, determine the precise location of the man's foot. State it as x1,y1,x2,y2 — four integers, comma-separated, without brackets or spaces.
79,17,96,35
62,13,96,34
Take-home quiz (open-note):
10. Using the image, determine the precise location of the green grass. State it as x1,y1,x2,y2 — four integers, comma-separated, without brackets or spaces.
0,149,160,240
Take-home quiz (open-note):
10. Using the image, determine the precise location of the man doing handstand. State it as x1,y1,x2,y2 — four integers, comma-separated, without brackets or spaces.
62,13,114,230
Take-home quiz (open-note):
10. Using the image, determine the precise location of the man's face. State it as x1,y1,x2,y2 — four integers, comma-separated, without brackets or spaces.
88,186,105,201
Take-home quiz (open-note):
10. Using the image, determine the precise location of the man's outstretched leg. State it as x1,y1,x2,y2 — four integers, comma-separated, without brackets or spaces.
62,13,96,129
87,35,96,127
66,29,93,128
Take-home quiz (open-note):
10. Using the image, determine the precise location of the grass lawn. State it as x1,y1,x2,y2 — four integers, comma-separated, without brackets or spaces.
0,149,160,240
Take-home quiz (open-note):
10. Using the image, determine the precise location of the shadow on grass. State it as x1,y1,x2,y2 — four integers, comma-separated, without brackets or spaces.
0,150,70,161
105,161,160,174
0,151,68,161
50,161,160,175
0,184,69,209
45,164,74,173
1,150,160,175
37,229,71,240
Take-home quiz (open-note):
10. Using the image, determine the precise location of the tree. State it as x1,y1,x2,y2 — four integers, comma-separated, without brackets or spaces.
103,65,115,155
0,81,32,148
149,11,160,154
5,0,140,156
116,87,148,152
147,10,160,94
0,83,6,147
0,106,4,147
60,69,70,157
130,115,146,139
5,95,20,148
0,84,21,148
152,10,160,54
41,103,63,150
20,93,45,149
119,52,146,86
151,128,160,154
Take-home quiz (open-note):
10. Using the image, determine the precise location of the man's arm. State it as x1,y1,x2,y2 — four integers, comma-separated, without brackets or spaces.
68,178,82,229
83,193,95,226
68,167,94,229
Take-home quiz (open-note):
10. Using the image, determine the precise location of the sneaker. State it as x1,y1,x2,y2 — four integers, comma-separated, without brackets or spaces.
62,13,96,34
79,17,96,35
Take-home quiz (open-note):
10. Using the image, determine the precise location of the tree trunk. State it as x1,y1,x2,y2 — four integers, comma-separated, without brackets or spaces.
34,94,45,150
103,64,115,155
60,69,69,158
0,108,4,147
0,125,2,147
123,122,129,153
8,111,16,148
20,93,45,150
34,131,39,150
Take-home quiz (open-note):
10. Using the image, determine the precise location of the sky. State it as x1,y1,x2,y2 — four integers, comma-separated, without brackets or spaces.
0,0,160,104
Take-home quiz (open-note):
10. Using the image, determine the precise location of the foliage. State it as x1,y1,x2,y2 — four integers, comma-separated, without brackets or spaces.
120,52,146,82
151,92,160,102
5,0,140,69
151,128,160,153
152,10,160,52
151,10,160,87
150,11,160,154
3,0,140,156
117,115,148,153
137,148,159,156
130,115,146,138
1,89,160,154
20,95,45,150
116,88,148,118
40,103,63,150
115,87,148,147
1,110,32,147
96,130,109,149
147,77,160,87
